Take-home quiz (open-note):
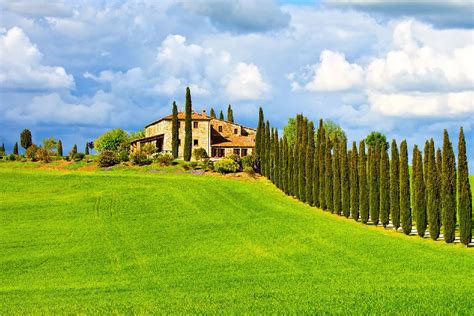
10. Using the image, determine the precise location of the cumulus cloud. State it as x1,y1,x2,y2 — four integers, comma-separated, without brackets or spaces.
303,50,364,92
225,63,271,100
179,0,290,33
0,0,72,18
0,27,74,90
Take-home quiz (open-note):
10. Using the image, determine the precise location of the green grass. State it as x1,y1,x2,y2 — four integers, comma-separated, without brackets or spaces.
0,165,473,314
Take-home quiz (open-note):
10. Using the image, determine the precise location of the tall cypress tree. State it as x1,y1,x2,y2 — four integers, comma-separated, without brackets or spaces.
283,136,289,194
299,118,308,202
288,144,294,196
359,140,369,223
400,140,412,235
71,144,77,156
333,138,342,215
436,147,443,231
20,129,32,150
227,104,234,123
380,144,390,228
319,124,327,209
369,144,380,225
390,140,400,230
219,110,224,120
427,139,441,240
350,141,359,221
264,121,271,177
341,138,350,218
210,108,216,118
306,121,315,205
325,136,333,212
274,129,280,186
457,127,472,246
13,142,19,155
293,141,298,197
442,129,456,243
413,145,427,237
85,142,90,155
256,107,265,171
183,87,192,161
313,120,324,207
57,140,63,157
171,101,179,158
269,128,275,182
423,140,430,191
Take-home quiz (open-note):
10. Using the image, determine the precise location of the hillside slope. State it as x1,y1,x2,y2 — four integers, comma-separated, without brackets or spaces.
0,167,472,314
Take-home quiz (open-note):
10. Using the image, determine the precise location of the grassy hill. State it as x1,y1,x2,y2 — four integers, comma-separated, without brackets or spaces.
0,164,473,314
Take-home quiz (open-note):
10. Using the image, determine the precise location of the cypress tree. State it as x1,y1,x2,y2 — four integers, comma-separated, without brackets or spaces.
390,140,400,230
341,138,350,218
20,129,32,150
423,140,430,190
274,129,280,185
293,141,298,197
359,140,369,223
183,87,192,161
269,128,274,182
427,139,441,240
325,136,333,212
210,108,216,118
369,144,381,225
457,127,472,246
57,140,63,157
288,144,294,196
283,136,289,194
219,110,224,120
85,142,90,155
256,107,264,172
350,141,359,221
413,145,427,237
380,144,390,227
171,101,179,158
279,137,284,190
333,138,342,215
0,143,4,153
442,129,456,243
13,142,19,155
313,119,324,207
71,144,78,156
264,121,271,177
436,147,443,229
400,140,412,235
319,127,327,209
227,104,234,123
306,121,315,205
299,117,308,202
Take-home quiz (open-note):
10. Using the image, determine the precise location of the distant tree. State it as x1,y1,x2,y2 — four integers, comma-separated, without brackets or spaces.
255,107,265,172
413,145,427,237
427,139,441,240
313,120,324,207
319,128,327,209
365,131,389,149
71,144,78,157
265,121,271,177
13,142,19,155
210,108,216,118
94,129,129,153
400,140,412,235
20,129,32,150
183,87,192,161
324,119,346,143
129,130,145,141
283,117,297,147
85,142,90,155
42,137,57,155
379,144,390,228
341,138,350,218
390,140,400,230
325,136,333,212
227,104,234,123
350,141,359,221
333,138,342,215
172,101,179,159
0,143,4,153
442,129,456,243
457,127,472,246
369,144,380,225
306,121,315,205
57,140,63,157
283,136,289,194
299,117,308,202
288,144,294,196
219,110,224,120
359,140,369,223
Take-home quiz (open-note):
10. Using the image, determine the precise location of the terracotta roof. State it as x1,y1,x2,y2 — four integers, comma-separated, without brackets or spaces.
146,111,210,127
130,134,163,144
210,117,256,131
212,135,255,148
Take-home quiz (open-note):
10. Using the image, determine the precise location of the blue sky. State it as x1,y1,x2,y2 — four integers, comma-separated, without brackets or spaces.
0,0,473,170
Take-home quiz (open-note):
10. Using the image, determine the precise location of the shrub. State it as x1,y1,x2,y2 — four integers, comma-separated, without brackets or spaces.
8,153,16,161
0,151,5,160
193,148,208,161
73,153,85,161
181,162,190,171
203,160,214,171
98,150,119,167
243,166,255,175
118,150,129,162
25,145,38,161
188,161,198,170
36,147,51,163
130,150,152,166
214,158,239,174
241,154,258,171
156,153,174,166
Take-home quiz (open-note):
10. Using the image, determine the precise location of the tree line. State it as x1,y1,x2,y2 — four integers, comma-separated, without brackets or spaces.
255,109,472,246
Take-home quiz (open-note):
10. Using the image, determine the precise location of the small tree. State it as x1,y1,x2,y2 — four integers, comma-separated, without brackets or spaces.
413,145,427,237
210,108,216,118
390,140,400,230
227,104,234,123
20,129,32,150
171,101,179,159
94,129,129,153
324,119,346,143
85,142,90,155
193,148,208,161
13,142,19,155
70,144,78,157
219,110,224,120
365,131,389,149
400,140,412,235
350,141,359,221
57,140,63,157
359,140,369,223
457,127,472,246
42,137,57,155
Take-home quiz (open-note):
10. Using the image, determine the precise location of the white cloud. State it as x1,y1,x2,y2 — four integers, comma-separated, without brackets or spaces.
225,62,271,100
304,50,364,92
0,27,74,89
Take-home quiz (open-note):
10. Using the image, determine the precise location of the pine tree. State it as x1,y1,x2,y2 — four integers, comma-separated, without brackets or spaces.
183,87,192,161
13,142,19,155
427,139,441,240
20,129,32,150
457,127,472,246
227,104,234,123
369,144,381,225
413,145,427,237
359,140,369,223
325,136,333,212
171,101,179,158
306,121,315,205
210,108,216,118
341,138,350,218
319,128,327,209
57,140,63,157
219,110,224,120
265,121,271,177
85,142,90,155
380,144,390,227
299,117,308,202
400,140,412,235
390,140,400,230
442,129,456,243
333,138,342,215
350,141,359,221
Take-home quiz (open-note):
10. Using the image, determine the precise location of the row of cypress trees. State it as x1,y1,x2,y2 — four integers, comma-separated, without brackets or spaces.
255,108,472,245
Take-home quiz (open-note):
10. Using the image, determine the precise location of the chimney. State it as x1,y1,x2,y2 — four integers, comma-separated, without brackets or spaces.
202,110,206,116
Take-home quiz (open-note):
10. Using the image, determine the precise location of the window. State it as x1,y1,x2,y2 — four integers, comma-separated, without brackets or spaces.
233,148,240,155
194,139,199,146
193,121,198,128
218,126,223,132
234,128,238,134
241,149,248,156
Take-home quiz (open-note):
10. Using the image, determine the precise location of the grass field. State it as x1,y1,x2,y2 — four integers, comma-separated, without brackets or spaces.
0,163,473,314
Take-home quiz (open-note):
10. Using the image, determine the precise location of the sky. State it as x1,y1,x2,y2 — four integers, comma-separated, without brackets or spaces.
0,0,473,170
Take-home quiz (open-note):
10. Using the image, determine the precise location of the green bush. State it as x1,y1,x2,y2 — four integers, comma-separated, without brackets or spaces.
181,162,190,171
214,158,239,174
73,153,85,161
8,153,16,161
98,150,120,167
155,153,174,166
203,160,214,171
243,166,255,175
188,161,198,170
118,150,129,162
94,129,130,153
130,151,152,166
241,154,257,171
227,154,241,165
25,145,38,161
193,148,208,161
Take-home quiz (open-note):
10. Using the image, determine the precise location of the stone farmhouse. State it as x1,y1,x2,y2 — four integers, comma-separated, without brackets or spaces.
131,110,255,159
